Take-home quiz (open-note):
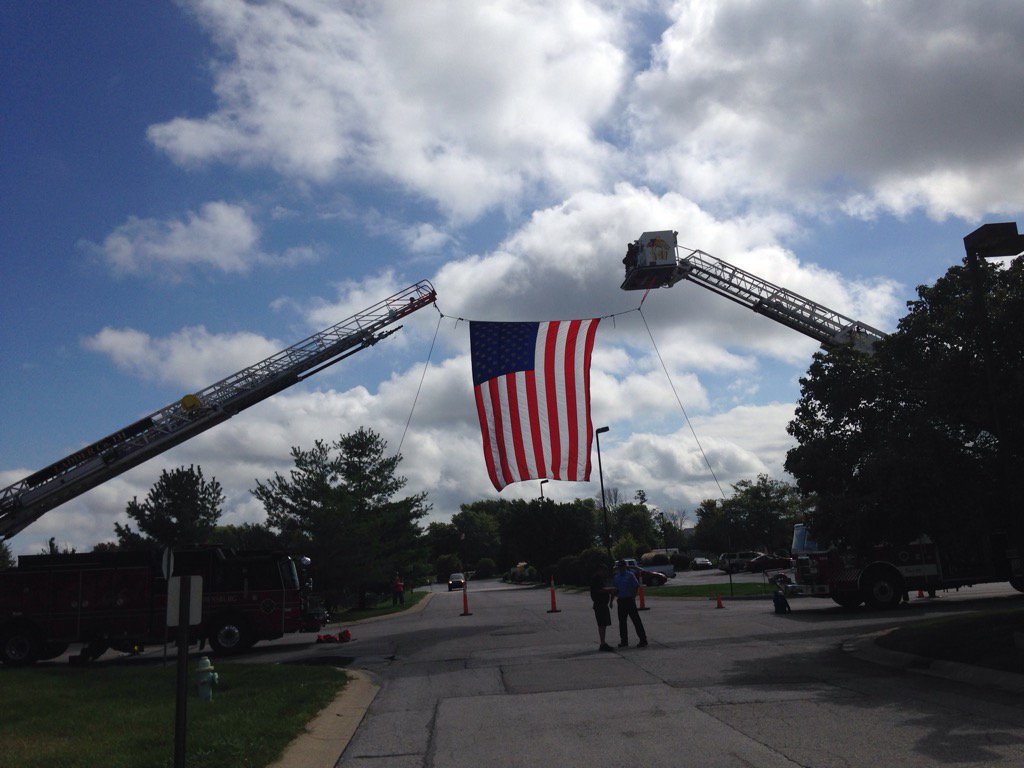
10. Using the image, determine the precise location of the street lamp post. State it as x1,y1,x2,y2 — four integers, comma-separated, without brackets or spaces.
539,479,549,500
595,426,611,560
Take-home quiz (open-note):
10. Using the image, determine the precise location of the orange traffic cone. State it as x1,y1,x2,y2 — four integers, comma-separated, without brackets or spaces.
547,576,561,613
638,583,650,610
715,593,724,609
460,583,472,616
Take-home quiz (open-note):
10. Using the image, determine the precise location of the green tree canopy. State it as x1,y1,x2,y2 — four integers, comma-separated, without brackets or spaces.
786,255,1024,550
210,522,282,551
115,465,223,550
252,427,430,606
691,476,807,554
1,540,14,569
450,507,501,567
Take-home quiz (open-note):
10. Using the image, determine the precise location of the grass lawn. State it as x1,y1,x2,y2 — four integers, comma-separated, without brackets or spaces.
876,608,1024,674
644,581,781,598
0,662,348,768
331,587,428,623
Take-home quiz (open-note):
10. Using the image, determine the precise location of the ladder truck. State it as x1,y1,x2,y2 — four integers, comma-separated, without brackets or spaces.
1,281,436,663
621,230,887,353
0,280,437,543
620,227,1024,608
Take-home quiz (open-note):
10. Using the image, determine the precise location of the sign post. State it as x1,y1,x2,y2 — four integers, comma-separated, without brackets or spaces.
167,574,202,768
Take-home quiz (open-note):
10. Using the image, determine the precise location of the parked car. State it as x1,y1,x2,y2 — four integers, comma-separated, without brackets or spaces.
447,572,466,591
620,558,670,586
690,557,714,570
747,554,794,572
718,551,761,573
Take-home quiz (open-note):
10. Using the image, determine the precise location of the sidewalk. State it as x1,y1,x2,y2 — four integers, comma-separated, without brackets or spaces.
269,590,434,768
843,628,1024,695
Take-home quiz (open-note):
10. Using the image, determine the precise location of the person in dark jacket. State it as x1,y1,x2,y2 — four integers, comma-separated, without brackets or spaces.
589,564,616,652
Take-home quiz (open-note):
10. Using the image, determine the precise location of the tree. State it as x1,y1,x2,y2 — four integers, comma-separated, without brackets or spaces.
786,255,1024,550
492,498,597,574
424,521,461,565
610,499,659,552
1,540,14,569
210,522,281,551
42,537,76,555
253,427,430,607
114,465,223,550
691,498,729,554
612,532,640,560
450,507,500,567
689,476,807,554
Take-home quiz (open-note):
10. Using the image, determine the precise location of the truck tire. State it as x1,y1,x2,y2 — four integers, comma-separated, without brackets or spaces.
831,594,863,609
0,625,41,666
861,567,903,610
1010,577,1024,594
208,615,252,655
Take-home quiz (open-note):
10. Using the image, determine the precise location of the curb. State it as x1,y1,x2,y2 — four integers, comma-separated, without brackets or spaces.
269,669,380,768
325,590,435,629
843,629,1024,695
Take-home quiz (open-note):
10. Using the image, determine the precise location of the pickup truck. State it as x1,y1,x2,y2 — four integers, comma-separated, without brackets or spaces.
622,558,673,586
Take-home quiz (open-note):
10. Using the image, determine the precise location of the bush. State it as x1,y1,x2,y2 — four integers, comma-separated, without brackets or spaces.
553,555,581,585
474,557,497,579
576,547,613,585
671,553,691,570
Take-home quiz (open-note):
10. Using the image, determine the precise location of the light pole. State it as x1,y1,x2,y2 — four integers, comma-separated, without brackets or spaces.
539,479,549,500
595,426,611,560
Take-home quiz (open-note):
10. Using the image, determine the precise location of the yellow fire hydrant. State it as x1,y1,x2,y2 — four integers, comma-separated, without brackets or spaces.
196,656,219,702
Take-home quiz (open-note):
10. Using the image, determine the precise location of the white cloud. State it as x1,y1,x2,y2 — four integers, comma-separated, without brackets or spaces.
82,326,284,390
81,201,318,280
149,0,628,221
630,0,1024,219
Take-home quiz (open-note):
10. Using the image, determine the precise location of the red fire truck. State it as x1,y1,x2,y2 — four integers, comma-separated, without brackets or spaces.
787,523,1024,609
0,546,325,665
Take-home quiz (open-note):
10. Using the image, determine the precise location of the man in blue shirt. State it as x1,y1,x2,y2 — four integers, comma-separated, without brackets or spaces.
612,559,648,647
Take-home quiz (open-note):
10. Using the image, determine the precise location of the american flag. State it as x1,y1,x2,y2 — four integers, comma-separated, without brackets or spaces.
470,319,601,491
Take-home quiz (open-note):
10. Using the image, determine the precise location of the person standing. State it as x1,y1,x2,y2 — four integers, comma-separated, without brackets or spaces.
589,564,615,652
612,559,648,648
391,573,405,606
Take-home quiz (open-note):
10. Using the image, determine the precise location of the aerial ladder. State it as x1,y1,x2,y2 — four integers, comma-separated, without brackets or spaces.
0,280,437,542
621,231,888,353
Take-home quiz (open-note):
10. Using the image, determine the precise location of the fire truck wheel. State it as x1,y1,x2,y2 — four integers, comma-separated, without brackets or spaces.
208,616,252,655
861,568,903,609
831,594,863,609
1010,577,1024,594
0,625,41,666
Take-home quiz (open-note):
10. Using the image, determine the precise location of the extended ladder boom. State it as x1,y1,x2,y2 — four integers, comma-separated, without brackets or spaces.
621,231,887,353
0,280,437,541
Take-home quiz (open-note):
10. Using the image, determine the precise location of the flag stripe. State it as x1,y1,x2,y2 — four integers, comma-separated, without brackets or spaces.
563,319,581,479
581,318,600,479
542,322,561,477
471,318,600,491
474,385,500,489
505,374,531,481
488,377,514,488
524,370,546,479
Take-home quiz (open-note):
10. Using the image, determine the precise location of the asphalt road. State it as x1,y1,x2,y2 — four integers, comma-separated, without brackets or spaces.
60,578,1024,766
235,579,1024,768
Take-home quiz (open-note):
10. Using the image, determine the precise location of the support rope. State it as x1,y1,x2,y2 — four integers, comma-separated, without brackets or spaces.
397,310,442,456
639,307,727,499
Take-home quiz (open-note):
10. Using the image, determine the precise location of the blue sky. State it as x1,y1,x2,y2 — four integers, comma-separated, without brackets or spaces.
3,1,1022,554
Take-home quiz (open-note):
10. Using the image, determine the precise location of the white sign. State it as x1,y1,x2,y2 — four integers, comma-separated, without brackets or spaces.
166,576,203,627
